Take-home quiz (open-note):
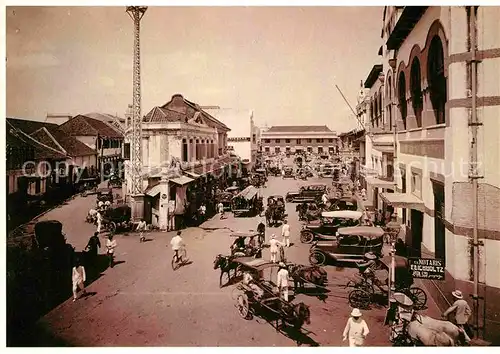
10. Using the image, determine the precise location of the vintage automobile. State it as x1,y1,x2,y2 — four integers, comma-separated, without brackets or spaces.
77,176,100,196
107,175,122,189
96,188,113,204
328,197,358,211
103,205,133,233
300,210,363,243
268,166,281,177
231,185,261,217
282,166,295,179
308,226,385,265
254,168,268,181
318,166,335,178
285,184,327,203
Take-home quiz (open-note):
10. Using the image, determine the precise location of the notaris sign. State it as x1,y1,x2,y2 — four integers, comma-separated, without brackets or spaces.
409,258,445,280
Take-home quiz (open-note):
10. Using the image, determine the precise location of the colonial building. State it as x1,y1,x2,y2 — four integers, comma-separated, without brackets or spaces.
58,114,124,175
361,6,500,342
261,125,339,155
133,94,233,229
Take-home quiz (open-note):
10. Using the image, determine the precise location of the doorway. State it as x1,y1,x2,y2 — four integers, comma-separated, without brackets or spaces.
409,209,423,257
433,182,446,260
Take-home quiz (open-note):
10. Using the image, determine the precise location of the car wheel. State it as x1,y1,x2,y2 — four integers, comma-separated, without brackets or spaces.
309,251,326,266
300,231,314,244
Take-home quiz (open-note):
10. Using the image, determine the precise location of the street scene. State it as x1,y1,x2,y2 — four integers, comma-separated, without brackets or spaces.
5,5,500,348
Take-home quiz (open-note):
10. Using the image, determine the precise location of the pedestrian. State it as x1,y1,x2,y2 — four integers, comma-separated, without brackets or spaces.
269,234,283,263
217,202,225,220
72,258,87,302
136,219,147,243
281,219,291,247
343,308,370,347
198,203,206,223
321,192,328,206
442,290,473,342
257,219,266,245
85,231,101,258
96,211,103,234
105,234,117,268
362,208,372,226
277,262,290,302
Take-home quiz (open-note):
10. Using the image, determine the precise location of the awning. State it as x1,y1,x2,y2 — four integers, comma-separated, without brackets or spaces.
145,184,162,197
170,176,194,186
373,145,395,154
237,185,259,200
184,171,200,179
366,176,397,189
380,192,425,212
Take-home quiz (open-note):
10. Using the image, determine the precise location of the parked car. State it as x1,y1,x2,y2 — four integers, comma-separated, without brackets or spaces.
308,226,385,265
300,210,363,243
328,197,358,211
282,166,295,179
285,184,327,203
96,188,113,204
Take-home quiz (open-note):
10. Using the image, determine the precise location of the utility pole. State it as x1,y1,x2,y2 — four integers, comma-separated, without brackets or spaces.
126,6,147,220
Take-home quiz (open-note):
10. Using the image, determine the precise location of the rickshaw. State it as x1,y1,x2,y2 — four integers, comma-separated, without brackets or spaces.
347,254,428,311
231,186,261,217
230,232,263,258
300,210,363,243
96,188,113,205
102,205,132,233
308,226,385,266
232,257,311,331
107,175,122,189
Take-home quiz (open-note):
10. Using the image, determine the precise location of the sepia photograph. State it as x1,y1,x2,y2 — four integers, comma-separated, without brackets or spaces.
4,1,500,347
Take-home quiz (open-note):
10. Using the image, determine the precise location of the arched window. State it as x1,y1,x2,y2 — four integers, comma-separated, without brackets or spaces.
182,138,188,162
378,89,383,127
398,72,407,130
387,76,393,129
428,36,447,125
411,58,423,128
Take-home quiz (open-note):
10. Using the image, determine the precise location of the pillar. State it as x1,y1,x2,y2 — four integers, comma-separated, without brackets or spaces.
158,176,169,230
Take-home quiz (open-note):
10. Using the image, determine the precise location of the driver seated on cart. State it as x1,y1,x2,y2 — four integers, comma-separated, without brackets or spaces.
243,271,264,299
232,236,246,253
356,252,380,275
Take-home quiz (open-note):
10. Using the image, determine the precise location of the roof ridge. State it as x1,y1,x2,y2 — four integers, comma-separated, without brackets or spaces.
13,126,68,157
40,127,68,154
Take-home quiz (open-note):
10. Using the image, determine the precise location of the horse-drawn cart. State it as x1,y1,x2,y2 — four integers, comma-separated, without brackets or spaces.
231,185,262,217
232,258,311,330
265,195,287,226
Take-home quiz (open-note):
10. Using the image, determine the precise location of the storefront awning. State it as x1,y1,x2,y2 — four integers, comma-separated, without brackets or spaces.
145,184,162,197
380,192,425,212
170,176,194,186
373,145,395,154
366,176,397,189
184,171,200,179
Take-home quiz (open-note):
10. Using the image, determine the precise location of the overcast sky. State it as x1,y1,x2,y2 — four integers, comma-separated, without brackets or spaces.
6,6,383,133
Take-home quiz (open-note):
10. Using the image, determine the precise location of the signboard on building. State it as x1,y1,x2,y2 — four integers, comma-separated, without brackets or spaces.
409,258,445,280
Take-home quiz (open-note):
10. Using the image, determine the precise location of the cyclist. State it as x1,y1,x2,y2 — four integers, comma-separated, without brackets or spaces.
136,219,147,243
170,231,185,262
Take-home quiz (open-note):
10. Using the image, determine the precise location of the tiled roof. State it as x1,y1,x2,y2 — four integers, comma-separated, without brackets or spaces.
84,112,126,123
6,120,67,160
144,107,189,123
266,125,333,133
60,115,123,138
7,118,97,158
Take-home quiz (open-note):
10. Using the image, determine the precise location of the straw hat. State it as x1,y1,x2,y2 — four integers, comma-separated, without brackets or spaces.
271,234,276,239
279,262,286,268
350,308,362,317
452,290,463,299
365,252,377,260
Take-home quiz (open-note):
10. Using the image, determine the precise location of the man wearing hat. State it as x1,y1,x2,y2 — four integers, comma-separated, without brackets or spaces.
269,234,284,263
443,290,472,342
343,308,370,347
276,262,290,302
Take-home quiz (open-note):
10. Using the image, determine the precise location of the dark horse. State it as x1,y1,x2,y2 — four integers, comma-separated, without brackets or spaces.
288,264,328,293
275,302,311,331
213,254,239,287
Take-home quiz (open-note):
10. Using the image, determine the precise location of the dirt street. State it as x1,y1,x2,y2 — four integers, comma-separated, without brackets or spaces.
30,176,433,346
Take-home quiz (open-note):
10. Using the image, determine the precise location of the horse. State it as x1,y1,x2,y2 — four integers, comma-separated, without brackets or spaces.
412,314,468,346
288,264,328,292
265,207,276,227
406,321,455,346
213,254,239,288
279,302,311,330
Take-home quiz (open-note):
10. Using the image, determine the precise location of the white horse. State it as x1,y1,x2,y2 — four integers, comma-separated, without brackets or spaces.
412,314,467,345
406,321,455,346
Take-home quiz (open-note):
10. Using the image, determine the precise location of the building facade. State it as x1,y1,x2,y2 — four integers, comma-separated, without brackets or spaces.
261,125,339,155
361,6,500,342
133,94,233,230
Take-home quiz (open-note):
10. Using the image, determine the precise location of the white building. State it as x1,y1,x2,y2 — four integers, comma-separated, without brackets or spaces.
359,6,500,342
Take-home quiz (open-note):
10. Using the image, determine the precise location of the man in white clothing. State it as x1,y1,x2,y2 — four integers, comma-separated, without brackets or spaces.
281,220,291,247
137,219,147,243
96,211,103,234
170,231,185,261
106,234,117,268
343,308,369,347
269,234,283,263
321,193,328,205
217,202,225,220
72,259,87,301
277,262,290,301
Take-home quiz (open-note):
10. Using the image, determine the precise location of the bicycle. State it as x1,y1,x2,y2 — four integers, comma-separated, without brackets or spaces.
171,248,188,271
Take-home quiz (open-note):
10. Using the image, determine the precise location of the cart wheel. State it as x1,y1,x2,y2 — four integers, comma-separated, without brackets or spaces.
356,281,375,295
407,287,427,310
300,231,314,244
108,221,117,233
309,251,326,266
236,294,251,319
348,289,371,309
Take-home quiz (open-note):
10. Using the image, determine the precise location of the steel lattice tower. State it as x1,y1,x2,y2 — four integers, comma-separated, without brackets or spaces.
126,6,147,195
